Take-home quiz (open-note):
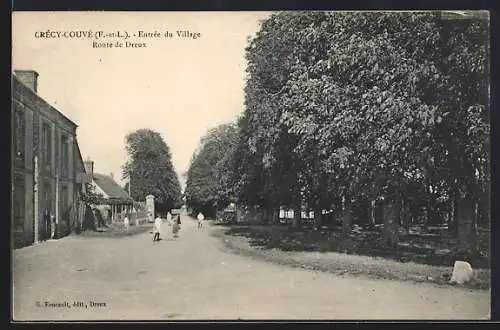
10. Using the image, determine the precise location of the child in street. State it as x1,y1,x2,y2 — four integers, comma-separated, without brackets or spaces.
197,212,204,229
123,213,130,233
153,214,162,241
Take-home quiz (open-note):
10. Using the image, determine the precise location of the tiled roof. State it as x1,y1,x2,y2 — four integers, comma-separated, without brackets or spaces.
93,173,131,200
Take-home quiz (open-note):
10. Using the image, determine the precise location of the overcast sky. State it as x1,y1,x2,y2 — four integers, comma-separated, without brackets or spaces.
12,11,271,188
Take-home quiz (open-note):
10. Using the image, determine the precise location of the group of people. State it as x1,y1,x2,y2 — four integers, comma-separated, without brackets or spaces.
151,211,205,242
153,212,182,242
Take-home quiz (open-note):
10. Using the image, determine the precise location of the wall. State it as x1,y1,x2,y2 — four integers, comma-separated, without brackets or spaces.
12,75,82,247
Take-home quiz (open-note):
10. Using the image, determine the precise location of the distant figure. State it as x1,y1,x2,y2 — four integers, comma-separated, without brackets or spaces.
50,214,56,239
153,214,162,241
197,212,204,228
166,211,172,223
95,209,108,228
42,209,51,241
123,213,130,233
172,214,181,238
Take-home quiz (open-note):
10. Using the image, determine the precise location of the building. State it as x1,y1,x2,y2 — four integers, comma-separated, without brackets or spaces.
12,70,87,248
83,158,133,223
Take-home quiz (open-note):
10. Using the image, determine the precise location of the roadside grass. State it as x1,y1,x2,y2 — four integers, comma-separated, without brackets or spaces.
210,223,490,291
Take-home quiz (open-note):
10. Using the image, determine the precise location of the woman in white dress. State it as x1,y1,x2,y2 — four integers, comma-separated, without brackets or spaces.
197,212,204,228
123,213,130,233
153,214,162,241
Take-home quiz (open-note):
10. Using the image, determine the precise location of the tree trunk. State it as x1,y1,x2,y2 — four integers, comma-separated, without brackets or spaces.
82,204,97,231
383,199,399,247
313,205,322,230
292,205,301,229
457,192,476,251
271,207,280,224
370,200,376,225
449,195,459,237
401,199,411,229
447,199,452,227
342,203,353,236
266,207,274,224
262,207,269,225
400,199,404,226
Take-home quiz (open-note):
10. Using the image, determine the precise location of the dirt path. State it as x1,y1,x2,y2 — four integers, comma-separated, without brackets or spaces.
12,215,490,320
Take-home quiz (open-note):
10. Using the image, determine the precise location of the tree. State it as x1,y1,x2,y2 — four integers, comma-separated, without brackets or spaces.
185,123,239,217
434,12,490,249
236,10,489,244
81,182,104,206
122,129,182,213
78,183,104,231
236,12,314,226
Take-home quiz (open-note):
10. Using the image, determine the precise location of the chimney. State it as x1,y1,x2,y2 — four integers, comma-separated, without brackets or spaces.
14,70,39,93
110,172,114,180
84,156,94,179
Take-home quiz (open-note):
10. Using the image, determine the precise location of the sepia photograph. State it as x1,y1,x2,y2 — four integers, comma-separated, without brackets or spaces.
11,10,491,321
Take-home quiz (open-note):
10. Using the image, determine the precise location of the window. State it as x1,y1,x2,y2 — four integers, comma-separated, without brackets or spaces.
61,134,69,176
43,181,52,214
61,185,69,212
42,122,52,167
13,108,25,161
12,173,25,230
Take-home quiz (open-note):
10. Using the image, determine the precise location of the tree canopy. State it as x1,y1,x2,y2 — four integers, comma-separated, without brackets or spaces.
122,128,182,212
185,123,239,217
186,11,489,250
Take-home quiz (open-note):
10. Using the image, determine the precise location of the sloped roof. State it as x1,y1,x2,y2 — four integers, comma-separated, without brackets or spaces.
75,140,85,173
12,73,78,128
93,173,131,200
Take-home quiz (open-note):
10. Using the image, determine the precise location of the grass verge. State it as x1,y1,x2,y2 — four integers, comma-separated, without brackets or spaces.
210,224,490,291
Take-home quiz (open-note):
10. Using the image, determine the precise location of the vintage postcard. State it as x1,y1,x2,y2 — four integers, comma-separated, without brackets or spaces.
11,11,491,321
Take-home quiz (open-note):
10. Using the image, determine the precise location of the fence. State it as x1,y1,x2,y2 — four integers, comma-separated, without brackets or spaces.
129,211,149,225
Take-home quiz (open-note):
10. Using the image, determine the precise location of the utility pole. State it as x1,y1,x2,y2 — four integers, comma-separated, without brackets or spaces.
55,169,59,239
33,156,39,244
128,173,131,198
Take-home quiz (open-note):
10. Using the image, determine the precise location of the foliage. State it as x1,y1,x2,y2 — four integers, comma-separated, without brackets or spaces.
185,123,239,216
188,11,489,253
232,11,489,241
80,183,104,206
122,129,182,212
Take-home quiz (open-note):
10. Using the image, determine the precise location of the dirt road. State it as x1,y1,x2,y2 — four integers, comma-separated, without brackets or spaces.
12,215,490,320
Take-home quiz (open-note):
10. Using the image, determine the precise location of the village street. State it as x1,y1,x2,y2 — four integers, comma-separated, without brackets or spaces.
12,215,490,321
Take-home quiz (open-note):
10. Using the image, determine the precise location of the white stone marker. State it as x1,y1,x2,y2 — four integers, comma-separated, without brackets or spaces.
449,261,473,284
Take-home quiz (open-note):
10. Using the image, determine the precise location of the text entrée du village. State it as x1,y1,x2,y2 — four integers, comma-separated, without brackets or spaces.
33,29,201,48
93,30,201,48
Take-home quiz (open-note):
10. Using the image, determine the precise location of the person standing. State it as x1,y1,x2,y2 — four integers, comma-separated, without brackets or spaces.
197,212,204,229
153,214,162,241
123,213,130,233
50,214,56,239
172,214,181,238
41,209,50,241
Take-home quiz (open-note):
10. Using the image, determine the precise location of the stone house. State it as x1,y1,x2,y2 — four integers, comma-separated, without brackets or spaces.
11,70,87,248
83,158,133,224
